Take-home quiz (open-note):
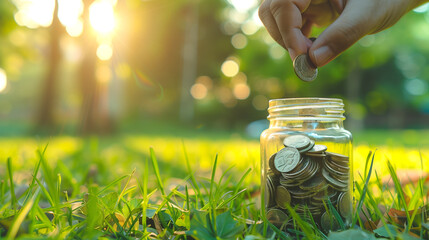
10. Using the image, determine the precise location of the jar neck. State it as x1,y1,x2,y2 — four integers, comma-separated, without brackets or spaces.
267,98,345,129
269,118,344,129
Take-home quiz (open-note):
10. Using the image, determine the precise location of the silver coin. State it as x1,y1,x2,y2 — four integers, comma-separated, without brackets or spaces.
308,144,328,153
274,147,301,173
293,54,318,82
283,135,311,150
298,140,315,153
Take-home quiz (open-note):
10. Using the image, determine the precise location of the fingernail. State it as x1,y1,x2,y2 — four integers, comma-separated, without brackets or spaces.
312,46,333,67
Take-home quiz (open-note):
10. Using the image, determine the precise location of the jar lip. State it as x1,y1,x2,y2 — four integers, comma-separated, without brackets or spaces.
267,97,345,120
269,98,343,106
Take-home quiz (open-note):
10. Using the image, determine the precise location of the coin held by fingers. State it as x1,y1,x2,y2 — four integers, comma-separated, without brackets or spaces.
293,54,318,82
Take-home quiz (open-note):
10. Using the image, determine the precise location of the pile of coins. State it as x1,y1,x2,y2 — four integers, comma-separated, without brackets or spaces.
265,135,351,232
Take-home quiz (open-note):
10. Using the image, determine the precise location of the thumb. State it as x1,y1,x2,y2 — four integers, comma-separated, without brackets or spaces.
308,1,373,67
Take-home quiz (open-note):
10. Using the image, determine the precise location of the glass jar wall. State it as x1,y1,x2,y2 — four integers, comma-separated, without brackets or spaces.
260,98,353,233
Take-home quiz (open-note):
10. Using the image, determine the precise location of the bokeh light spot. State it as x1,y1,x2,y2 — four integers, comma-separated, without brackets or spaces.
0,69,8,93
269,45,286,59
233,83,250,100
231,33,247,49
252,95,268,110
231,72,247,85
196,76,213,89
241,21,259,35
96,44,113,60
190,83,208,100
221,60,239,77
405,78,428,96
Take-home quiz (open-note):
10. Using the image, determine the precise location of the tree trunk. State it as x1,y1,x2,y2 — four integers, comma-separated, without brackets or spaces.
35,0,62,131
179,3,199,122
345,63,363,131
78,0,113,135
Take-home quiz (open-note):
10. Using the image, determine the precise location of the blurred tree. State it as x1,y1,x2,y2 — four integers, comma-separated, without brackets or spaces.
79,0,113,134
35,0,64,131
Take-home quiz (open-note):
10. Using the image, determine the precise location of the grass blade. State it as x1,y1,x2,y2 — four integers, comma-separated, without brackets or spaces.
352,150,375,227
386,160,411,228
7,157,17,211
97,175,128,195
150,148,165,196
181,141,204,207
209,154,218,203
6,189,40,240
116,169,136,207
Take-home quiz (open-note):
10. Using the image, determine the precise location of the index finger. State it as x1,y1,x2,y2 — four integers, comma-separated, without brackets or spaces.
269,0,312,60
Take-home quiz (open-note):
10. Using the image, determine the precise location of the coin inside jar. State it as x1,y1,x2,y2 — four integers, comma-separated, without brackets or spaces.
293,54,318,82
274,147,301,173
283,135,311,150
266,208,289,228
265,135,352,232
275,185,291,209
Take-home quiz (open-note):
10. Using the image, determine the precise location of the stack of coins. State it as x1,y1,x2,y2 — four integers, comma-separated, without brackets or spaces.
264,135,351,233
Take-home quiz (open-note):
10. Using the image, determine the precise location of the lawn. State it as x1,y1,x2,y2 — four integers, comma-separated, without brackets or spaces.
0,130,428,239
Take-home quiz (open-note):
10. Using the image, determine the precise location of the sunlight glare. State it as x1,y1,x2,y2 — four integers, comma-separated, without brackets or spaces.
90,0,116,35
59,0,83,37
58,0,83,26
13,0,54,28
228,0,258,13
0,69,8,93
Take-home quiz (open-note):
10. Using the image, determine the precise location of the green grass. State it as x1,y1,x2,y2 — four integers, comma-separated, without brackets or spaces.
0,135,428,239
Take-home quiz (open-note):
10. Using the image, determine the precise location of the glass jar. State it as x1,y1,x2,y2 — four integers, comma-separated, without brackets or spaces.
260,98,353,233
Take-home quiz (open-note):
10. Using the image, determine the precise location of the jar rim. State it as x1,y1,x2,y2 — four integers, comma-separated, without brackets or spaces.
269,98,343,106
267,97,345,120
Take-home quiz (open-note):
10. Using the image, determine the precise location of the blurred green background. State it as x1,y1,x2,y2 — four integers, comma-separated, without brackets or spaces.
0,0,429,139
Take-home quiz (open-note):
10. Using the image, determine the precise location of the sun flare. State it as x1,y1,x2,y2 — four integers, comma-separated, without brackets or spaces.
89,0,116,35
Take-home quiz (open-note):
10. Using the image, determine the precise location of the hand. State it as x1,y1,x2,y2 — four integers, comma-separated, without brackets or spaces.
259,0,427,67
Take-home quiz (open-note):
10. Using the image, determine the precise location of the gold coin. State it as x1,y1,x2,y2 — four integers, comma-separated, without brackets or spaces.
268,153,282,176
338,191,352,220
265,177,276,208
275,185,292,209
266,208,289,228
300,175,325,191
326,152,349,162
293,54,318,82
322,168,348,190
321,211,341,232
274,147,301,173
